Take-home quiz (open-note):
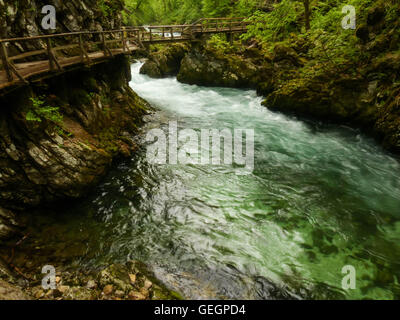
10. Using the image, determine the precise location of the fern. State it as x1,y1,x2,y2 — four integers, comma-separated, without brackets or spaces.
26,96,63,124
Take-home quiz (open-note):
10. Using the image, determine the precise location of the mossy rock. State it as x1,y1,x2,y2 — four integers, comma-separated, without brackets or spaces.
140,61,162,78
82,77,99,93
69,89,91,107
140,43,190,78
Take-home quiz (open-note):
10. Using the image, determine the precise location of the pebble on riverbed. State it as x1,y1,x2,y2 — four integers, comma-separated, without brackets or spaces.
23,260,181,301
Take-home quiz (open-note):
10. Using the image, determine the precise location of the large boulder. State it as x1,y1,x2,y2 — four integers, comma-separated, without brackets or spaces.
140,44,190,78
264,76,375,122
177,46,272,89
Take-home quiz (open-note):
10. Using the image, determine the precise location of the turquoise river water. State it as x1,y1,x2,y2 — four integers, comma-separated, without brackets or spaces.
25,62,400,300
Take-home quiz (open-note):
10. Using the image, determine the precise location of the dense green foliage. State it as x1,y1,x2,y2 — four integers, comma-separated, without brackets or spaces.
117,0,399,83
241,0,399,76
122,0,268,25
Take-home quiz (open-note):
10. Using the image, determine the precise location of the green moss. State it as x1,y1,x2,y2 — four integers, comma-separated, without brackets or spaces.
98,127,121,155
83,77,99,93
70,89,92,106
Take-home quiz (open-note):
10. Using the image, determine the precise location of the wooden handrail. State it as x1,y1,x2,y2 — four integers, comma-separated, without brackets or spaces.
0,28,142,43
0,17,248,89
0,18,247,44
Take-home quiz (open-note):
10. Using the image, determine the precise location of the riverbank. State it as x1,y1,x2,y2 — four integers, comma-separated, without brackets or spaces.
0,0,142,241
0,55,149,230
0,55,165,300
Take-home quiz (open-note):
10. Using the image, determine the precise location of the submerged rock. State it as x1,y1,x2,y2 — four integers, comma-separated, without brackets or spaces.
102,284,113,296
20,261,183,300
0,258,15,283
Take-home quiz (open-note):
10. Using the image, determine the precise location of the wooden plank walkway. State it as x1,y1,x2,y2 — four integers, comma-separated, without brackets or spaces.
0,18,248,93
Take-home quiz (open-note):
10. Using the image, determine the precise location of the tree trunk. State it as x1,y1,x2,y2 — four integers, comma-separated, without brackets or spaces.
304,0,311,31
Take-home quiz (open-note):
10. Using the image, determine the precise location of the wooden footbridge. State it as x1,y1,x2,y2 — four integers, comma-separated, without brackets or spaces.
0,18,248,93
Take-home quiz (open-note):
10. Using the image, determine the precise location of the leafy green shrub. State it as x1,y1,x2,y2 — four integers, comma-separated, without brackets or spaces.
206,34,235,55
98,0,123,17
242,1,303,46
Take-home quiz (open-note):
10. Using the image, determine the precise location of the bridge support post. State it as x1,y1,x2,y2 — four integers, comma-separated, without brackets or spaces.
79,34,91,64
0,41,28,84
226,33,234,45
101,32,113,57
143,43,150,54
229,20,234,45
121,30,128,53
0,42,13,82
46,38,62,72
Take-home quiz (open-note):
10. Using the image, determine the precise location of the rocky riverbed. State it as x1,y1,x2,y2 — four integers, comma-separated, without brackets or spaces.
0,256,181,300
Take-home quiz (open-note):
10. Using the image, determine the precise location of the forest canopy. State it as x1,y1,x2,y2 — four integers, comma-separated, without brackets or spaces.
121,0,270,25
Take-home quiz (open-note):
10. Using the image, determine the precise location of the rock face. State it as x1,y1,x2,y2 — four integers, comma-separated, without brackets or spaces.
0,56,149,211
177,45,272,89
0,0,125,58
0,208,18,240
0,1,148,216
140,43,190,78
0,0,124,38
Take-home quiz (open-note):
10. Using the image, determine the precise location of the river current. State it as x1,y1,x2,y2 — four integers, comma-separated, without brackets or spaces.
26,62,400,299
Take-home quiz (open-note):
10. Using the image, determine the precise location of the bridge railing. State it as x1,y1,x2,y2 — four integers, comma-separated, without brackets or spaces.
0,18,248,84
0,28,145,82
192,17,250,33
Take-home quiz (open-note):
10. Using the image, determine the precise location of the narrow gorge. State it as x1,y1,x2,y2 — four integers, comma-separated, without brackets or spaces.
0,0,399,301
